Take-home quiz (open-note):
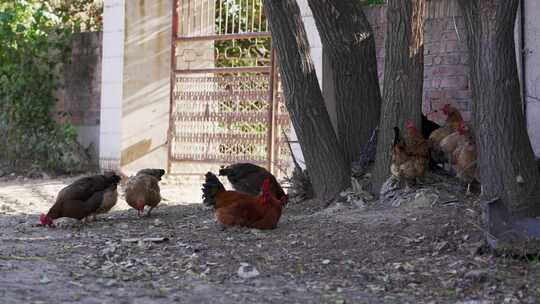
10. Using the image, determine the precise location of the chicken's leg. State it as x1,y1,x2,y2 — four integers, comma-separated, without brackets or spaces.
145,206,155,217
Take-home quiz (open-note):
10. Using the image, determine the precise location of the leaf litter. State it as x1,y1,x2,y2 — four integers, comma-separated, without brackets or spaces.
0,174,539,303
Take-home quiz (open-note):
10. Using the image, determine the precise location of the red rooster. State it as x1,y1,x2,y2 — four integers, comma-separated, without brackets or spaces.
219,163,288,205
202,172,284,230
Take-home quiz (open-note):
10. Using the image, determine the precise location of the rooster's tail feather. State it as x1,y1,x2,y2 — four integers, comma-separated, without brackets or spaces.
202,172,225,207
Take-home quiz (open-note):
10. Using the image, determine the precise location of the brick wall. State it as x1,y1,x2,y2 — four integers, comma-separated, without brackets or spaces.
363,4,471,123
56,32,102,160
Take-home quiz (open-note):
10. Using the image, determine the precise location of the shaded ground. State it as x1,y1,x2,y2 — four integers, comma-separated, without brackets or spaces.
0,175,539,303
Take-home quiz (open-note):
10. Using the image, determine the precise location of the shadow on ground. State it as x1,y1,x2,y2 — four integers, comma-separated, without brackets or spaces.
1,177,540,303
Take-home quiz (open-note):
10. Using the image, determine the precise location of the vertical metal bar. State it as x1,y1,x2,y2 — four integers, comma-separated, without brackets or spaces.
200,0,204,36
250,0,255,33
224,0,229,34
259,0,263,32
271,54,280,176
168,0,179,174
179,0,183,35
187,0,191,35
266,47,276,173
218,0,223,35
208,0,212,35
231,0,236,34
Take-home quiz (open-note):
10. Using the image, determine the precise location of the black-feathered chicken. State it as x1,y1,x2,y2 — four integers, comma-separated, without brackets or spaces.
218,163,288,204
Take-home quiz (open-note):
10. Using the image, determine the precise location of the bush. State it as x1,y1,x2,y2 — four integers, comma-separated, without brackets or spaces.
0,0,100,172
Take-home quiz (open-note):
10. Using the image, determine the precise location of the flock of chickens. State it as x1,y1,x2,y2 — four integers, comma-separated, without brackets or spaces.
39,163,288,230
37,103,475,231
392,103,478,193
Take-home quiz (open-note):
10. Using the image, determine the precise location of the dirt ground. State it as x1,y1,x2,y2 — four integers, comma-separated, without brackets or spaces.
1,174,539,304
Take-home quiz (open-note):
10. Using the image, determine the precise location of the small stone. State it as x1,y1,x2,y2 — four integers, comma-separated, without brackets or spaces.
465,270,488,282
435,241,449,252
237,263,259,279
40,275,51,284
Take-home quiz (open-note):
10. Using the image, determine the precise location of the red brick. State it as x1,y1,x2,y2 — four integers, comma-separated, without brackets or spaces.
441,31,458,41
441,76,468,89
424,55,434,66
444,40,464,53
442,55,460,65
449,89,472,100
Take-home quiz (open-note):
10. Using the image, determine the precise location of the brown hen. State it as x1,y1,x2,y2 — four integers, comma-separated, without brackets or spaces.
125,169,165,217
428,104,464,165
39,172,121,227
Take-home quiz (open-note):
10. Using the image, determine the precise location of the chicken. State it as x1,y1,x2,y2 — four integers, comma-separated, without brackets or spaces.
390,123,429,183
404,120,429,158
39,172,121,227
428,104,464,165
202,172,284,230
452,122,479,194
218,163,288,205
439,130,466,165
421,113,441,139
125,169,165,217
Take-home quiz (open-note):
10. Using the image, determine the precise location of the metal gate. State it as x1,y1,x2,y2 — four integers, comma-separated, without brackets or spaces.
168,0,290,176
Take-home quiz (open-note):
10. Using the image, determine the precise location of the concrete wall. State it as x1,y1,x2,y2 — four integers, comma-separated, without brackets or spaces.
120,0,172,175
99,0,125,170
523,0,540,156
291,0,325,169
56,32,102,162
95,0,540,173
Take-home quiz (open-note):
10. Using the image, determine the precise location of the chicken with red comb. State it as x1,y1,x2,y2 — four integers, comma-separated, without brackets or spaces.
39,172,121,227
202,172,284,230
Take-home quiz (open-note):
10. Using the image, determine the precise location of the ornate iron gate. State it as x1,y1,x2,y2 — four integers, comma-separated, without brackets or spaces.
169,0,290,176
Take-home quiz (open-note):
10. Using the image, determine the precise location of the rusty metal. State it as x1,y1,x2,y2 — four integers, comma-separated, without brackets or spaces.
266,48,276,174
170,0,291,177
176,32,271,42
174,66,271,74
167,0,179,174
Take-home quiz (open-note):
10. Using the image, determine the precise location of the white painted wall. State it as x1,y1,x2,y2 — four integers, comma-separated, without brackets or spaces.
99,0,125,170
120,0,171,175
288,0,326,169
523,0,540,156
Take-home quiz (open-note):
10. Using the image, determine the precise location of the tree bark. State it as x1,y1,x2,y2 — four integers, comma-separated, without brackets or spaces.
307,0,382,165
457,0,540,216
262,0,350,201
372,0,426,193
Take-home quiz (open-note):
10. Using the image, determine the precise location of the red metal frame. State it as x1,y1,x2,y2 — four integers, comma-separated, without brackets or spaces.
169,0,287,176
167,0,179,174
176,32,271,42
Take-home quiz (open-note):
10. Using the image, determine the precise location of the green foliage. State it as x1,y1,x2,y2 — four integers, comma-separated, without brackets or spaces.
214,0,270,68
360,0,386,5
0,0,100,172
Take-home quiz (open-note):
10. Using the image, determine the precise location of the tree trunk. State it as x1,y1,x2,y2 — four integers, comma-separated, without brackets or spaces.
307,0,382,165
457,0,540,216
372,0,426,193
262,0,350,201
